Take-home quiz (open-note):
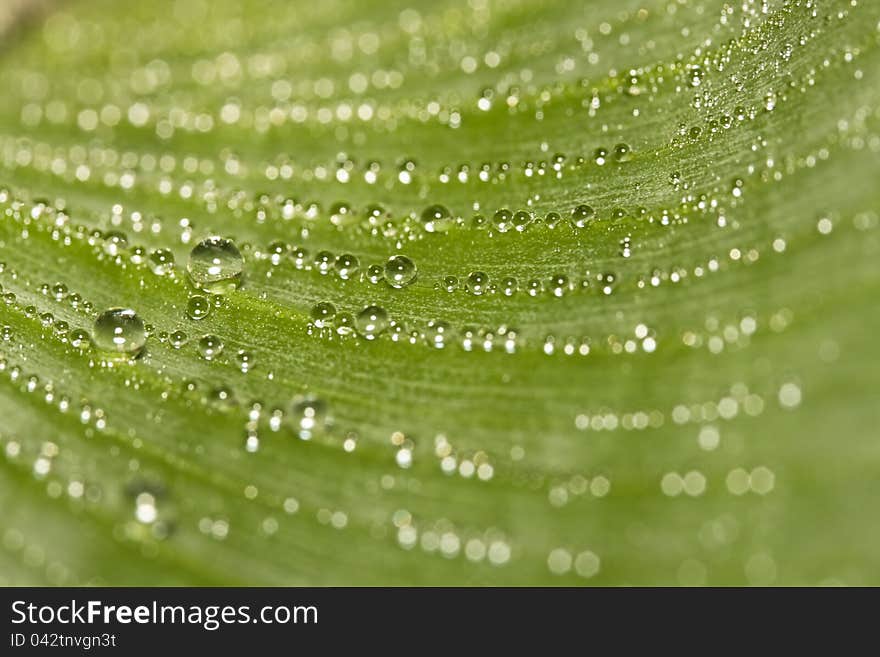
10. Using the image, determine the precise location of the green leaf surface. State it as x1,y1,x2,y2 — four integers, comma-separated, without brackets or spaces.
1,0,879,585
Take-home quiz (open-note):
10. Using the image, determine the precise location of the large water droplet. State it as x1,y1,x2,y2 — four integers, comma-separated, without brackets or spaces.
420,204,455,233
311,302,336,328
356,305,388,340
187,237,243,294
186,295,211,320
466,271,490,295
198,334,224,360
570,204,595,228
384,254,418,288
92,308,146,358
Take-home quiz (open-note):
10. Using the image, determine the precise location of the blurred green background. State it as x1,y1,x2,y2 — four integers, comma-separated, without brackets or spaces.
0,0,878,585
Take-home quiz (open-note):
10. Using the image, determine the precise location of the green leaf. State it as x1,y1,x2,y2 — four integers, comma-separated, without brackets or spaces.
1,0,878,585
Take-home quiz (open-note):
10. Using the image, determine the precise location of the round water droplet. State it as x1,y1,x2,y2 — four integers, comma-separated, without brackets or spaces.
614,143,632,162
198,334,224,360
92,308,146,358
366,264,383,284
186,295,211,320
541,212,561,228
492,208,513,232
149,248,175,276
512,210,532,232
329,201,356,227
570,204,595,228
267,240,288,265
335,253,360,280
314,250,335,275
356,305,388,340
103,231,129,256
291,395,328,439
68,327,89,349
235,350,253,372
311,302,336,328
420,204,455,233
291,246,310,269
187,237,243,294
425,320,452,348
336,312,355,336
384,254,417,288
466,271,490,295
170,330,187,349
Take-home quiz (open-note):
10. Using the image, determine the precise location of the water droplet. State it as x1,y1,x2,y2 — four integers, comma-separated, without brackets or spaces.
492,208,513,232
235,350,254,372
267,240,288,265
570,204,595,228
68,328,89,349
544,212,562,228
425,320,452,348
170,330,187,349
356,305,388,340
366,264,383,284
336,312,355,336
197,334,224,360
329,201,356,227
501,277,518,296
384,254,418,288
92,308,146,358
466,271,490,295
310,302,336,328
186,295,211,320
420,204,455,233
187,237,243,294
291,246,310,269
291,395,328,439
149,248,175,275
103,231,128,256
314,250,335,275
335,253,360,280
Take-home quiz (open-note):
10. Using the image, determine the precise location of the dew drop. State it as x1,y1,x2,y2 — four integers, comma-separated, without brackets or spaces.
68,328,89,349
356,305,388,340
92,308,146,359
329,201,356,227
314,250,335,275
170,330,187,349
149,248,175,276
103,231,129,256
186,295,211,321
466,271,490,295
492,208,513,232
335,253,360,280
570,204,595,228
420,204,455,233
384,254,418,288
235,350,253,372
291,395,328,439
187,237,243,294
366,264,383,284
310,302,336,328
197,334,224,360
614,143,632,162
